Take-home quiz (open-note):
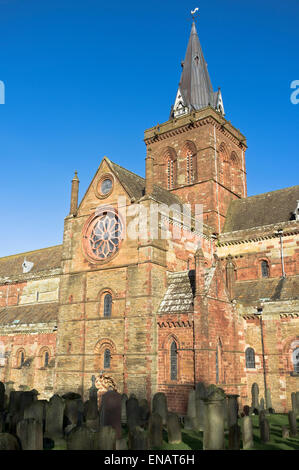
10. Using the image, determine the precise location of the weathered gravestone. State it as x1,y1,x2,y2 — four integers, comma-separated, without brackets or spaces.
100,389,122,439
121,394,128,425
195,382,207,431
128,426,149,450
16,418,43,450
149,412,163,448
64,397,84,431
265,388,273,411
116,437,128,450
259,409,266,427
288,410,297,437
85,376,100,430
282,426,289,438
243,405,250,416
24,400,46,427
152,392,168,425
126,396,140,431
139,398,150,428
97,425,116,450
0,432,20,450
227,394,239,428
251,383,259,413
45,395,65,440
67,425,95,450
228,424,241,450
296,392,299,418
185,389,198,430
259,398,265,411
203,387,226,450
291,392,297,416
241,416,254,449
260,418,270,443
167,413,182,444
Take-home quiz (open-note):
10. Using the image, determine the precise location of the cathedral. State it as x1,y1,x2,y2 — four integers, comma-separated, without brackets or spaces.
0,21,298,415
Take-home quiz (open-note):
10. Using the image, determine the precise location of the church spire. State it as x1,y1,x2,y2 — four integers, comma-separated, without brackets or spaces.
171,20,224,119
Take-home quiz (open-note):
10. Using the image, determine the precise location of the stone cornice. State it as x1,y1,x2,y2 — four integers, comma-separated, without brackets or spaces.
0,268,62,286
0,321,57,335
218,221,299,247
144,107,247,149
157,320,193,328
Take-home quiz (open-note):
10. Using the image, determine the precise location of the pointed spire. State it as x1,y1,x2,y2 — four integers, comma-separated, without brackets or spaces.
171,21,224,118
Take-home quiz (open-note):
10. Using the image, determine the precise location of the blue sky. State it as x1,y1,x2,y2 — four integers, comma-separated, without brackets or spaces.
0,0,298,257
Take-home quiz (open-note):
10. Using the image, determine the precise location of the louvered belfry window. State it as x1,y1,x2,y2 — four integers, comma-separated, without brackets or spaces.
170,341,178,380
245,347,255,368
104,349,111,369
104,293,112,318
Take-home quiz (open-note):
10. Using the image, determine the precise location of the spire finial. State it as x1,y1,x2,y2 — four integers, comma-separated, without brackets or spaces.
191,7,199,20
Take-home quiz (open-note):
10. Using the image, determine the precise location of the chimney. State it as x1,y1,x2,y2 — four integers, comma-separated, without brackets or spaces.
194,247,205,296
70,171,79,216
145,149,154,195
226,255,235,300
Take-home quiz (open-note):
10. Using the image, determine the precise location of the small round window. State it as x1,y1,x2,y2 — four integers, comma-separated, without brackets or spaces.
101,178,113,195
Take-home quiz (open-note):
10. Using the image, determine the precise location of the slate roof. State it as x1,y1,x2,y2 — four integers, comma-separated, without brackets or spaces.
108,159,184,207
0,302,58,325
234,276,299,305
158,271,195,314
223,185,299,233
171,21,222,117
0,245,62,279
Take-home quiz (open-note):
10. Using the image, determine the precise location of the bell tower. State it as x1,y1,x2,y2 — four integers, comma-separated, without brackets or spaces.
144,20,247,233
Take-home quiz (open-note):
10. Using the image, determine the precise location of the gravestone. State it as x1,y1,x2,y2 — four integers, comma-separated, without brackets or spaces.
186,389,198,430
139,399,150,428
288,410,297,437
0,382,5,411
296,392,299,417
7,391,23,433
282,426,289,438
16,418,43,450
265,388,273,411
0,432,20,450
24,400,45,427
67,425,95,450
291,393,297,416
259,398,265,411
259,410,266,427
228,424,241,450
243,405,250,416
195,382,207,431
100,390,122,439
97,425,116,450
126,396,140,431
260,418,270,443
128,426,149,450
167,413,182,444
64,397,83,429
86,378,100,431
241,416,254,449
45,395,65,439
121,394,128,425
227,394,239,428
149,412,163,448
152,392,168,425
203,387,226,450
251,383,259,413
116,437,128,450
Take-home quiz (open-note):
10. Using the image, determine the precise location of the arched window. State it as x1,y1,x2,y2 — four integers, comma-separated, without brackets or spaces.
104,349,111,369
293,347,299,373
170,341,177,381
17,350,25,368
44,351,49,367
103,293,112,318
245,347,255,368
167,159,175,189
261,260,270,278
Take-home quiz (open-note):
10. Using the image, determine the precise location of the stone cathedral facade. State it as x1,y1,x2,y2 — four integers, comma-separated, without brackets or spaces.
0,22,298,414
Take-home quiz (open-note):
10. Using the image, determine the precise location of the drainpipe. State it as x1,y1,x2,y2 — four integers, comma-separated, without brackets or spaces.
275,229,286,278
256,305,267,402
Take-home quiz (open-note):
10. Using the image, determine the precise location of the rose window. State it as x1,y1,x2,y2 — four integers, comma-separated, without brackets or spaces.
87,210,123,260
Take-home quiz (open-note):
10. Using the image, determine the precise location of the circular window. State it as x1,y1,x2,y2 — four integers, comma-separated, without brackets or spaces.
96,174,114,198
83,209,123,262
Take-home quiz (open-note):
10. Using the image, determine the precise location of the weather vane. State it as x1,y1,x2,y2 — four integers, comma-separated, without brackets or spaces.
191,7,199,20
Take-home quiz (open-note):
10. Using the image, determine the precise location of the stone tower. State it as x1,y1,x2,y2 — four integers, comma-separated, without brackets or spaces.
144,21,248,233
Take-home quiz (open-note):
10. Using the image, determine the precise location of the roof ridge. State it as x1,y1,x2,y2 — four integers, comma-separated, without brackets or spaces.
110,160,145,182
0,244,62,262
236,184,299,203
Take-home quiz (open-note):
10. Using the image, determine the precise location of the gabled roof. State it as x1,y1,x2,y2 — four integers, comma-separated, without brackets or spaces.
223,185,299,233
107,158,184,207
234,276,299,305
0,245,62,279
158,271,195,314
0,302,58,325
